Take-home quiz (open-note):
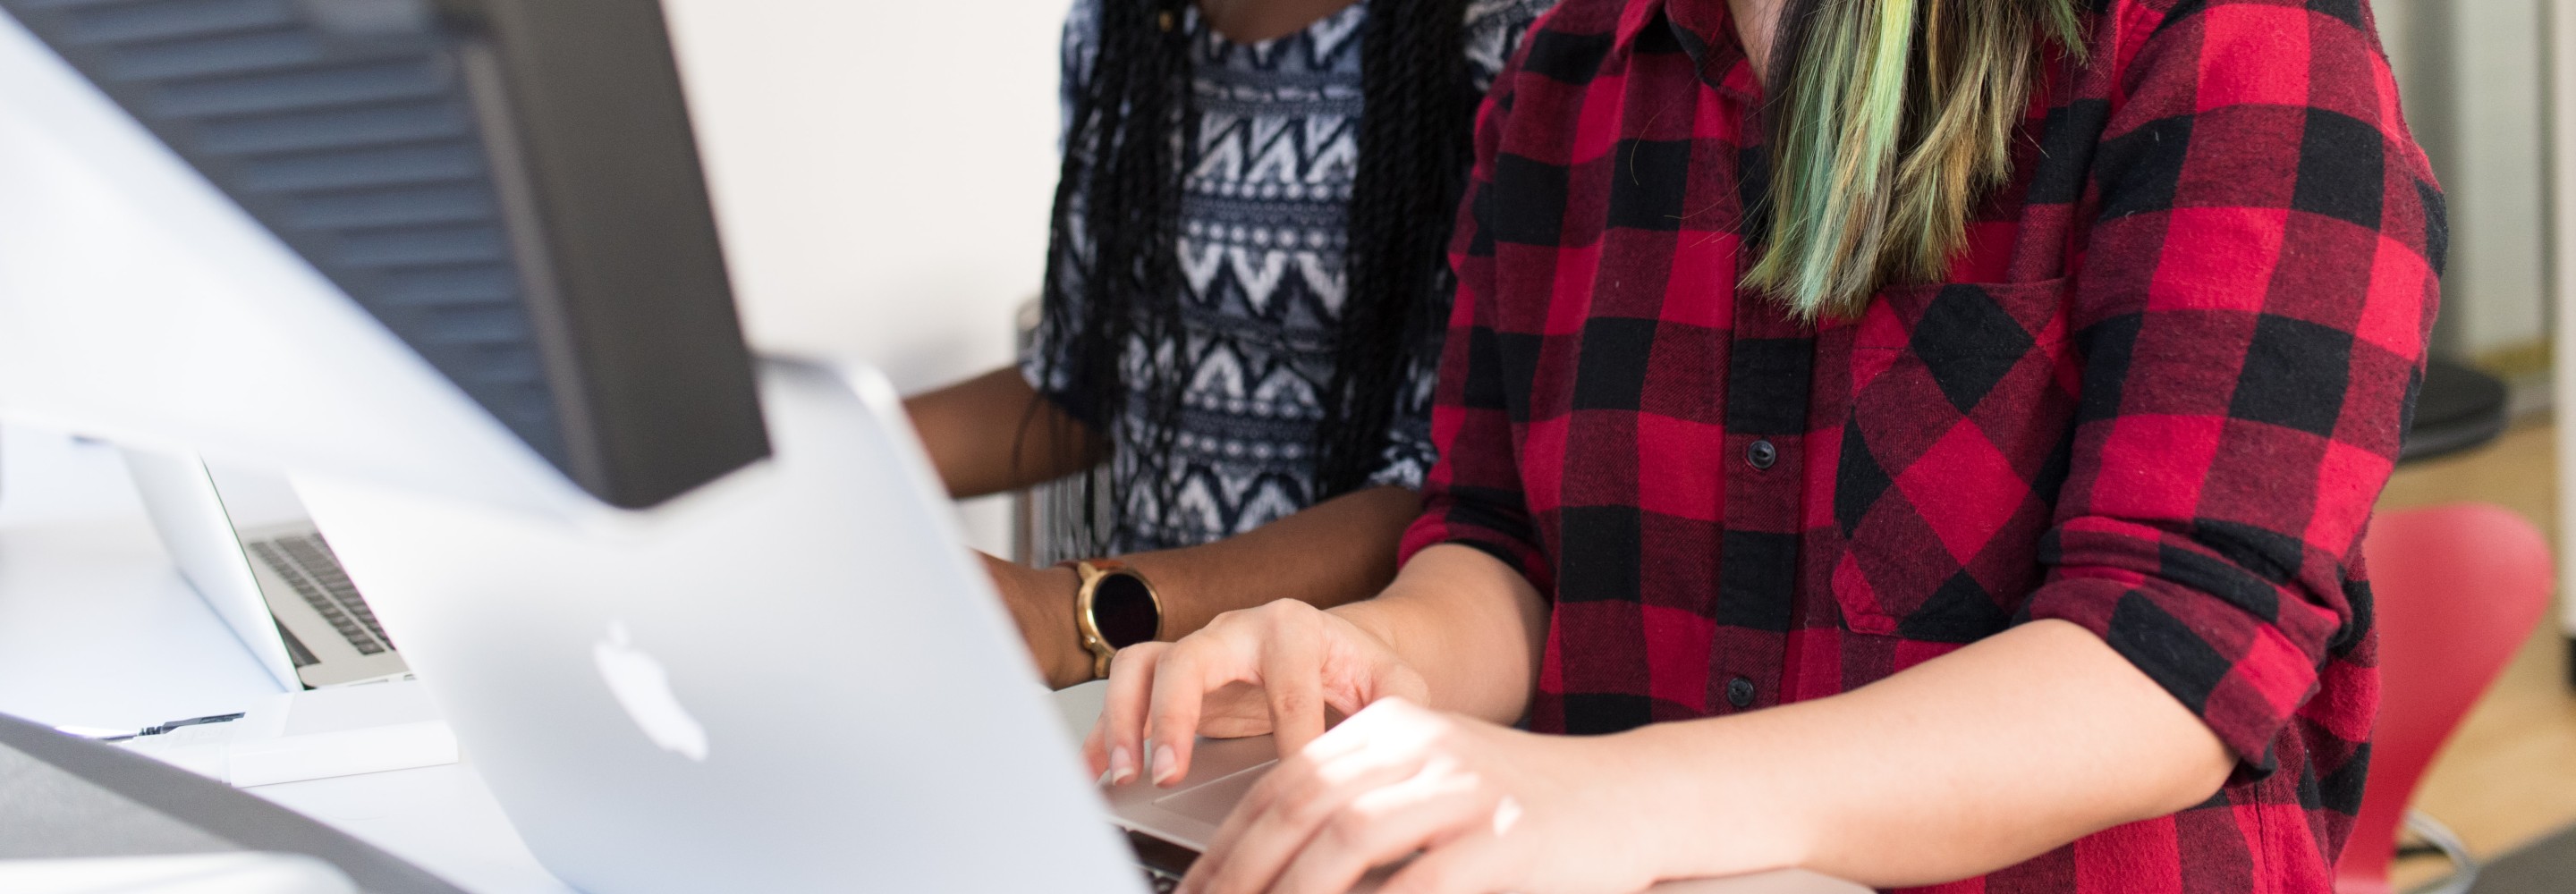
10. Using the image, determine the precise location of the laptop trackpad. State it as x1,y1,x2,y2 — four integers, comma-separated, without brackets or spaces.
1152,762,1272,824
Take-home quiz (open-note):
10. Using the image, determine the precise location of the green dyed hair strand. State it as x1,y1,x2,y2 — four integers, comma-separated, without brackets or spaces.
1743,0,2087,319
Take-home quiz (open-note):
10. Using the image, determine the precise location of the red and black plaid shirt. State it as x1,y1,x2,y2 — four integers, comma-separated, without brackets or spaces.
1396,0,2440,890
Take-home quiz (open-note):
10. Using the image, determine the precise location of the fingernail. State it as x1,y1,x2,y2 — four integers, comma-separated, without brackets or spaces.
1152,744,1182,786
1097,767,1116,787
1109,746,1136,785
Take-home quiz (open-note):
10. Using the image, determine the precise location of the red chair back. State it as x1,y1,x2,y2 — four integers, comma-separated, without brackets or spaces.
2334,502,2552,893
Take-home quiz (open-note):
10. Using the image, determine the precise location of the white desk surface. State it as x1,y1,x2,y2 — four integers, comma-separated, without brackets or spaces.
0,426,281,733
0,425,574,893
0,424,1857,894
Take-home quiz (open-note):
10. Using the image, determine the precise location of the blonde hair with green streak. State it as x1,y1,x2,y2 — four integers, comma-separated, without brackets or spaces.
1743,0,2087,319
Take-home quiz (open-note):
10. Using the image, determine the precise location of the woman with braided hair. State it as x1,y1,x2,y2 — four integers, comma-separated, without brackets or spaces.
1089,0,2438,890
907,0,1555,690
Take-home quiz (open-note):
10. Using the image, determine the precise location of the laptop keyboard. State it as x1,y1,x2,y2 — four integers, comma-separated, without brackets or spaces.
1124,829,1192,893
246,534,391,655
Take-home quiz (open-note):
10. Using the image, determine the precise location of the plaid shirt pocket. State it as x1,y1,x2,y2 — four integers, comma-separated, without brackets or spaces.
1831,278,2080,639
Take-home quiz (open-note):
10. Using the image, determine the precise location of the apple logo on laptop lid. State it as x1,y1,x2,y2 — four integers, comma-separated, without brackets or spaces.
593,621,709,762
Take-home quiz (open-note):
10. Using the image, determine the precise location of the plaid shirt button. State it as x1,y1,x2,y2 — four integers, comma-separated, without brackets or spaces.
1724,676,1756,708
1746,439,1777,470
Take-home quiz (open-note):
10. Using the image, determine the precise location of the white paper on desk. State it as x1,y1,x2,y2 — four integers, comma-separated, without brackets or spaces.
117,679,458,787
114,721,234,780
226,718,456,788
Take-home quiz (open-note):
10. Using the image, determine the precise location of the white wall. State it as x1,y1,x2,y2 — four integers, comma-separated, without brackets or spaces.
2445,0,2551,360
2377,0,2552,363
659,0,1076,553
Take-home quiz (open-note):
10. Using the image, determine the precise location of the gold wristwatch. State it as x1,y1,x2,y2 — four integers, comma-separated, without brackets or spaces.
1066,559,1164,680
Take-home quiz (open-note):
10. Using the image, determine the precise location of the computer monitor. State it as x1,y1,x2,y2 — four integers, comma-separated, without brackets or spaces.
0,0,766,510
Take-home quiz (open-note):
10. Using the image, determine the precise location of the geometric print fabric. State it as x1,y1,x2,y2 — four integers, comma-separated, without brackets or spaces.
1028,0,1555,553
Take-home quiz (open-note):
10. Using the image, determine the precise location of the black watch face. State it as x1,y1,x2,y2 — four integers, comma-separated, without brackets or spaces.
1091,572,1158,649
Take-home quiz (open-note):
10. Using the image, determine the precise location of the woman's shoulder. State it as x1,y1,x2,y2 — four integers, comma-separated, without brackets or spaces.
2080,0,2411,139
1464,0,1557,31
2089,0,2392,69
1060,0,1105,92
2067,0,2438,242
1462,0,1561,89
1063,0,1102,45
2097,0,2374,27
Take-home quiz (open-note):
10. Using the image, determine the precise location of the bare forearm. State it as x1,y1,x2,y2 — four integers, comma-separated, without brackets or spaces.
1614,620,2234,887
903,367,1101,498
1334,544,1548,725
1125,485,1420,637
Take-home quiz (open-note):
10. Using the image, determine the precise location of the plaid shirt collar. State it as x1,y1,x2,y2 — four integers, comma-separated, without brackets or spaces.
1620,0,1763,100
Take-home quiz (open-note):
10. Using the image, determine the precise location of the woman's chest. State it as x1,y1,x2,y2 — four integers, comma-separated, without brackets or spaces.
1497,281,2085,634
1481,62,2106,628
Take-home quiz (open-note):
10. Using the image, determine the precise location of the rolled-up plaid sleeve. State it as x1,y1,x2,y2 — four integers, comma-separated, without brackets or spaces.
1399,46,1555,595
2021,2,2442,773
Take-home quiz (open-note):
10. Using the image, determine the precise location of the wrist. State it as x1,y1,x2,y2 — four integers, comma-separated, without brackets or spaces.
1326,600,1407,662
1610,720,1816,882
993,558,1089,688
1035,565,1089,685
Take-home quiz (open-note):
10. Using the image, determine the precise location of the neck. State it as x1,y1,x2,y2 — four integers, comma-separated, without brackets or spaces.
1728,0,1785,82
1195,0,1365,45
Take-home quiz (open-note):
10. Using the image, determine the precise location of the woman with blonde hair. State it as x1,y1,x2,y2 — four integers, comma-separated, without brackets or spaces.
1089,0,2438,890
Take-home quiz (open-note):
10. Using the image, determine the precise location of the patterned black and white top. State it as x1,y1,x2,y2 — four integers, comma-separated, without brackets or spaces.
1026,0,1553,554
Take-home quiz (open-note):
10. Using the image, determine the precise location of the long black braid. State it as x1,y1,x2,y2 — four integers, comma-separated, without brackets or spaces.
1035,0,1479,548
1326,0,1473,496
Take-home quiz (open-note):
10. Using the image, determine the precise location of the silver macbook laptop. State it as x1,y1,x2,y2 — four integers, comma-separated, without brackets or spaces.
292,360,1170,893
124,447,407,690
